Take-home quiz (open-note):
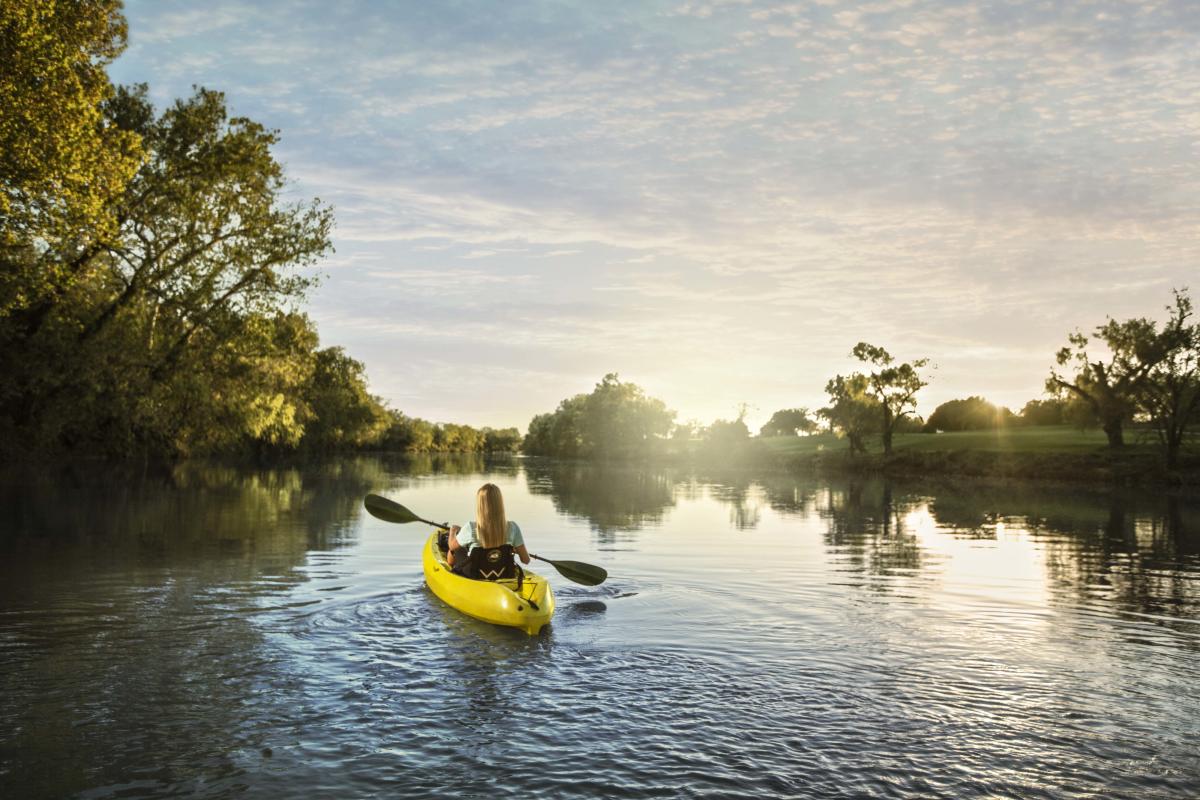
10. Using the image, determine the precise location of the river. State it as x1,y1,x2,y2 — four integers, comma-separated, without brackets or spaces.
1,455,1198,798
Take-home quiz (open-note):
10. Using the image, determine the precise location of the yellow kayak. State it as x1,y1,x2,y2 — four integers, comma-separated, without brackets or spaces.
421,533,555,635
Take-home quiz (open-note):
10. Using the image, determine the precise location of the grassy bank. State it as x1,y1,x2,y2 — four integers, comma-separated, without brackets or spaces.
747,427,1199,489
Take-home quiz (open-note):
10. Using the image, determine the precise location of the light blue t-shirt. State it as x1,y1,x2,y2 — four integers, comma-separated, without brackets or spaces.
456,520,524,551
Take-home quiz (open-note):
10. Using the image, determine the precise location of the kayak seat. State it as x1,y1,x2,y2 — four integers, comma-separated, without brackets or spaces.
455,544,524,591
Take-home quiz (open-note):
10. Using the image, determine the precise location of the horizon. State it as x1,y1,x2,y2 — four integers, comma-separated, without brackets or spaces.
108,0,1199,433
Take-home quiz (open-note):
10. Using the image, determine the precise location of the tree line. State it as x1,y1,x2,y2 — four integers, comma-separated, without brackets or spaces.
0,1,511,460
524,290,1200,470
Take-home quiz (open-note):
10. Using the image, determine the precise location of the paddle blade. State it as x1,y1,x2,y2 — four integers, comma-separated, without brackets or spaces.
363,494,420,524
537,556,607,586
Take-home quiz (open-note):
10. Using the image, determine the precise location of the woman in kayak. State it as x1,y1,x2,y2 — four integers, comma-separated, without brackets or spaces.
447,483,531,576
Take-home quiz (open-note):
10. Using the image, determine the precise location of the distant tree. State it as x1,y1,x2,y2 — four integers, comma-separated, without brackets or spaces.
1019,398,1068,426
852,342,930,455
924,396,1013,432
302,347,388,450
760,407,819,437
523,375,674,458
579,374,674,457
703,417,750,446
818,374,879,455
1048,291,1191,448
1138,292,1200,469
382,412,436,452
482,427,522,453
671,419,702,444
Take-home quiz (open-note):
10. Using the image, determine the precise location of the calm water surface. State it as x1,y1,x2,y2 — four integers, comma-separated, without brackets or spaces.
1,456,1198,798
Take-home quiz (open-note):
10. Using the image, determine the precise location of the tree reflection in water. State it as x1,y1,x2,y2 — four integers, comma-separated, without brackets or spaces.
524,458,1200,631
0,457,389,798
522,459,676,543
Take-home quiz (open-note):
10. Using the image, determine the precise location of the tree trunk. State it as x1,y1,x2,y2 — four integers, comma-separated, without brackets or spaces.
1102,417,1124,448
1165,426,1181,470
881,406,894,455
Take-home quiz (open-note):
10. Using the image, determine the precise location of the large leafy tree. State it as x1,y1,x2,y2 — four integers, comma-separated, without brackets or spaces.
579,374,674,458
851,342,930,455
1047,292,1189,448
522,375,674,458
760,407,819,437
0,0,142,320
0,80,334,456
819,374,879,455
1137,291,1200,469
302,347,389,451
924,396,1013,432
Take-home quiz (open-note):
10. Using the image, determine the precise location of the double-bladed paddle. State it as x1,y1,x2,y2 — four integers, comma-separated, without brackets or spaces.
363,493,608,586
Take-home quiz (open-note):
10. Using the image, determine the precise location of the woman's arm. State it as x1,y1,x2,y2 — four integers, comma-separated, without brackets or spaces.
515,544,531,565
447,525,461,566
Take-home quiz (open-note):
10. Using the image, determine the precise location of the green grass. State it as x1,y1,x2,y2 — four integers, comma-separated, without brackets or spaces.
759,426,1135,455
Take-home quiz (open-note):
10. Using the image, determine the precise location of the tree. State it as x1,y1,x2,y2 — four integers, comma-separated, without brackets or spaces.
1048,292,1189,448
522,375,674,458
302,347,388,451
483,427,522,453
851,342,930,455
1138,292,1200,469
0,82,333,457
703,417,750,446
578,374,674,457
818,374,879,455
1019,398,1068,426
0,0,142,320
924,396,1013,432
760,407,819,437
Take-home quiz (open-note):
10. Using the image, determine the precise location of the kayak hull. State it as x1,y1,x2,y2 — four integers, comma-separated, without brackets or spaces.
422,533,554,635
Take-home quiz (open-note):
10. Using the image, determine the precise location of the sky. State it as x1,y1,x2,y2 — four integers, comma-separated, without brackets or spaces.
108,0,1200,432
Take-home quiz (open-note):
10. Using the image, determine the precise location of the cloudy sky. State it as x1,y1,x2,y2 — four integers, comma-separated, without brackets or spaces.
109,0,1199,431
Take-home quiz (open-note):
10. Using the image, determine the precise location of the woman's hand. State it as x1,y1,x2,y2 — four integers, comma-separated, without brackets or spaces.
516,544,531,565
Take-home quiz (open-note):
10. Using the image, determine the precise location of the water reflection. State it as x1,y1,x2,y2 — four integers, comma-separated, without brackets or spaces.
2,456,1199,799
523,459,676,540
0,458,386,798
520,457,1200,638
818,481,926,592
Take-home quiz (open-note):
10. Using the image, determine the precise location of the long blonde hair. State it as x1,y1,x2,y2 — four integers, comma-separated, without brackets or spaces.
475,483,508,548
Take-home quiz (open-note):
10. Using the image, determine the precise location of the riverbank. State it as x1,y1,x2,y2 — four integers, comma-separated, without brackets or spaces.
742,427,1200,491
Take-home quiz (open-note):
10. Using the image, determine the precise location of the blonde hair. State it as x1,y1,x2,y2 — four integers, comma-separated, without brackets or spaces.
475,483,508,548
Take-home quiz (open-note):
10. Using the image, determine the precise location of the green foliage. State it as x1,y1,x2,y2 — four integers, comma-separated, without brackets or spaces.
819,374,879,455
381,412,436,452
483,427,522,453
925,396,1014,432
0,6,420,461
1047,290,1190,448
374,412,515,454
851,342,930,455
302,347,389,451
760,407,819,436
704,417,751,445
1019,398,1069,426
0,0,142,316
1137,291,1200,469
523,374,674,458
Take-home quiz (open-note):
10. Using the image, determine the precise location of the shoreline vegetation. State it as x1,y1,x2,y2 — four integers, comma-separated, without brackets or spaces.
3,4,1197,491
